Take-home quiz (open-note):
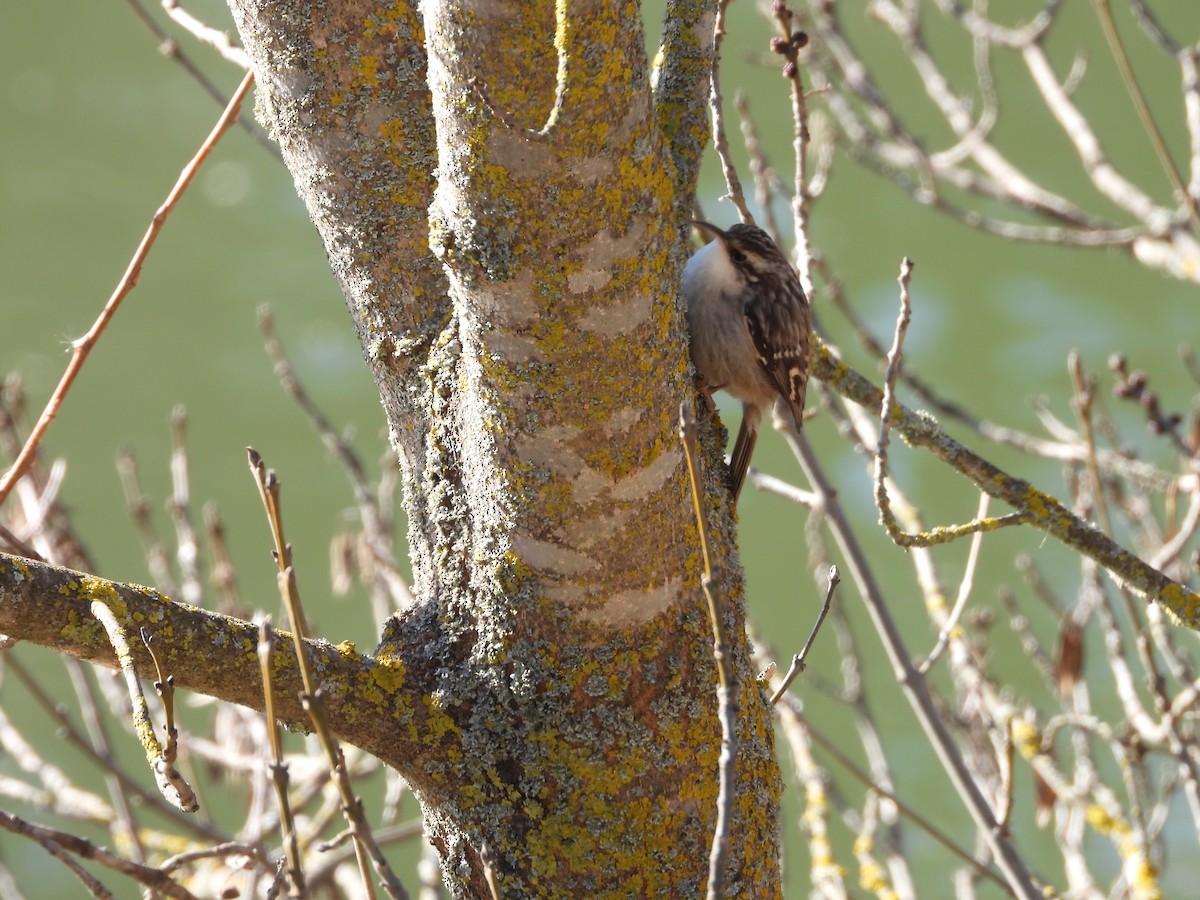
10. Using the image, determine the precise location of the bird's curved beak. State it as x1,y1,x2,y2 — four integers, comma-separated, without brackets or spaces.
691,220,726,244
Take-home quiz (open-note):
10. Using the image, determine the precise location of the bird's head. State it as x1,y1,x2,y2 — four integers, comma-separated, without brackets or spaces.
690,221,792,288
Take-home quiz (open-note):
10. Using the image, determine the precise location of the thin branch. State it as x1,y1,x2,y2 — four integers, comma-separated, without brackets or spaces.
1180,48,1200,203
0,522,40,561
160,0,253,68
480,840,503,900
123,0,275,155
775,695,1010,892
203,502,244,615
0,810,202,900
159,842,273,877
257,306,413,615
772,6,814,291
60,660,147,866
0,550,393,754
678,404,736,900
1150,483,1200,570
735,91,786,240
812,338,1200,623
748,470,819,506
90,602,198,813
258,618,305,893
1092,0,1197,222
917,492,990,675
6,656,227,842
168,407,204,605
873,259,1029,547
141,630,182,772
1068,351,1112,535
1022,41,1171,228
0,69,255,509
784,429,1045,898
247,450,408,900
709,0,754,224
115,447,177,596
770,565,839,703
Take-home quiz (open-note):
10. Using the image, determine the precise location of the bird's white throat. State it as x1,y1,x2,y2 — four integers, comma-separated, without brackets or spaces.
682,238,740,300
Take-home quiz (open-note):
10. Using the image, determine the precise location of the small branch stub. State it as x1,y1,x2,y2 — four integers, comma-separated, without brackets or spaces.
92,605,198,813
771,565,839,704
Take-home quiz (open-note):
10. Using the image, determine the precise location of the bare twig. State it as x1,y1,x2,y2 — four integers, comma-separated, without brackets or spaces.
917,492,989,675
785,427,1044,898
115,447,177,595
1069,352,1112,535
1092,0,1197,222
873,260,1028,547
771,5,815,291
203,502,244,615
247,449,409,900
0,522,40,560
62,657,152,870
811,332,1198,619
90,602,198,813
0,69,255,509
708,0,755,224
734,92,785,240
770,565,838,703
1022,41,1170,229
258,306,413,616
0,810,201,900
6,657,226,841
257,618,305,892
123,0,275,155
168,407,204,605
480,840,503,900
774,694,1010,891
159,842,273,877
678,404,737,900
160,0,252,68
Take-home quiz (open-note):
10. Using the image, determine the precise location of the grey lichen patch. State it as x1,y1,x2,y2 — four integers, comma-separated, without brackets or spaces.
571,155,616,185
477,330,545,366
559,506,635,552
466,270,542,329
510,534,596,578
569,223,647,295
576,294,652,335
608,448,681,501
578,579,683,626
567,266,613,295
489,129,558,177
514,404,679,508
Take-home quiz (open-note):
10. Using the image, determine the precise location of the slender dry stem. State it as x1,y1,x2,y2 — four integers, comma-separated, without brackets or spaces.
678,403,737,900
0,69,255,509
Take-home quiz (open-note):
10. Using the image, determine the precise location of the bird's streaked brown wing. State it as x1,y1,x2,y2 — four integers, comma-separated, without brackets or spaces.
743,277,812,426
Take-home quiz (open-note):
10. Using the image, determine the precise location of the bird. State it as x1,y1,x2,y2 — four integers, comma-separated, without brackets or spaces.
682,221,812,501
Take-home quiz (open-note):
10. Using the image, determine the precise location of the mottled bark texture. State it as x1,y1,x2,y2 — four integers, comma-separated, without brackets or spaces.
14,0,782,895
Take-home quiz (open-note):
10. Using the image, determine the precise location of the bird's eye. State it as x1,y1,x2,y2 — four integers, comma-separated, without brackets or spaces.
730,249,747,263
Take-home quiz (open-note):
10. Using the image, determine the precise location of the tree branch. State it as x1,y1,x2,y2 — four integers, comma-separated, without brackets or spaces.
813,343,1200,625
0,553,429,772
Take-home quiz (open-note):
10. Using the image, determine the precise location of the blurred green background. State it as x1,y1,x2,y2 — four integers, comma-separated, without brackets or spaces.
2,0,1198,895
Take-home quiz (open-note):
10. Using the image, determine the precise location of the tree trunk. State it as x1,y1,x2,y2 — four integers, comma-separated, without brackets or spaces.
224,0,782,895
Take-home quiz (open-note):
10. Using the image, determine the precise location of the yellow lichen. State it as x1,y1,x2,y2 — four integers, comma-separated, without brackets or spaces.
1010,717,1041,759
371,659,406,694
